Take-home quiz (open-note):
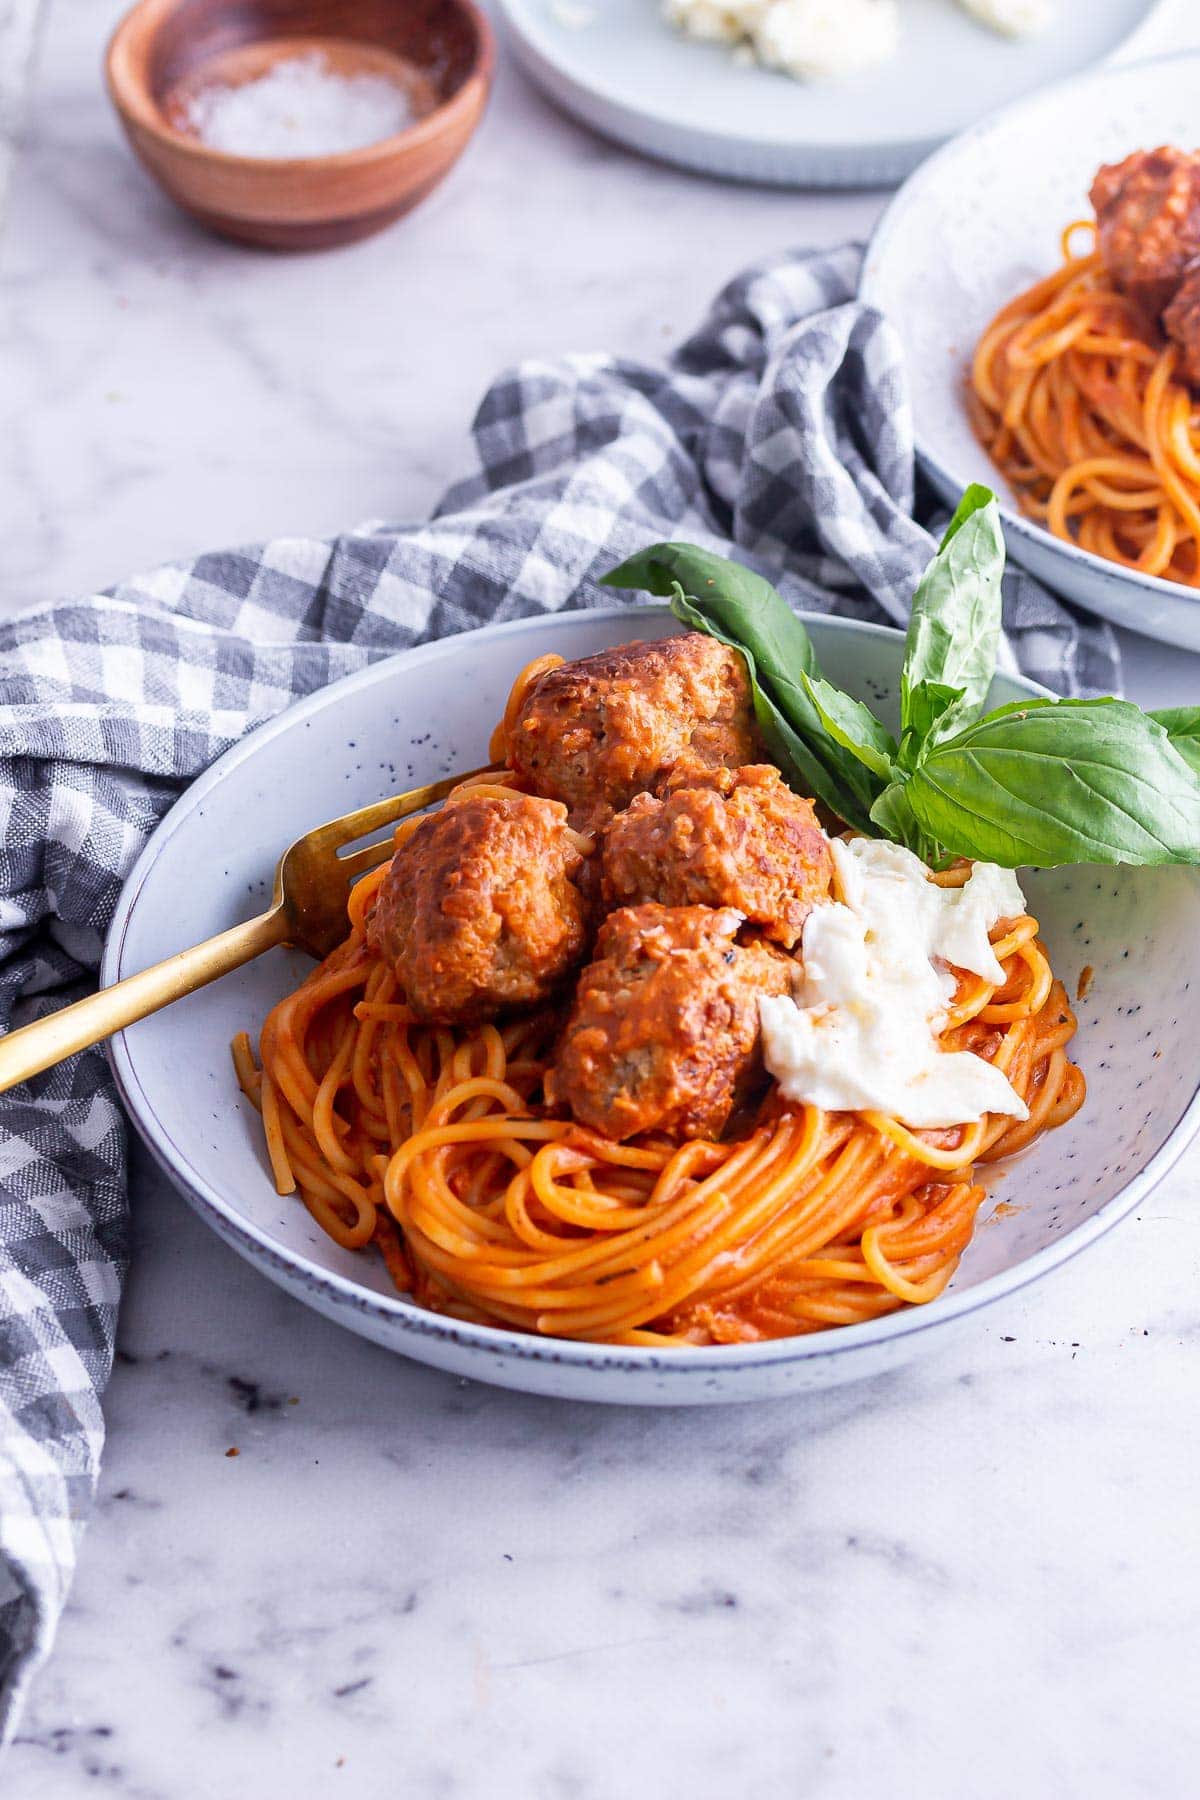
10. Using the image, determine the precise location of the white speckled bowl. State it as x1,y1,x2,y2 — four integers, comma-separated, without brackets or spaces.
103,608,1200,1404
862,50,1200,649
498,0,1164,188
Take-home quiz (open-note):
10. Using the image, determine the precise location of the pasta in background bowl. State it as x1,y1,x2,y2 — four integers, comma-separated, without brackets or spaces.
102,606,1200,1404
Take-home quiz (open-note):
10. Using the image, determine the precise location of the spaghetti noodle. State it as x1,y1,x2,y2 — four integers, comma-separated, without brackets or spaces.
969,220,1200,586
234,661,1085,1346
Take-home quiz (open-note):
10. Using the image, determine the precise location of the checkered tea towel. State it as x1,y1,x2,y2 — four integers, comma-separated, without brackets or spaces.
0,241,1119,1738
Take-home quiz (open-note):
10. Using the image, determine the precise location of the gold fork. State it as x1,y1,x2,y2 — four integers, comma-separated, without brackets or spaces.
0,769,488,1096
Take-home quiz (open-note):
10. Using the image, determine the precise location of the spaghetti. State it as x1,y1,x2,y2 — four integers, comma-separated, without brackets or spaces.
234,673,1085,1344
969,220,1200,586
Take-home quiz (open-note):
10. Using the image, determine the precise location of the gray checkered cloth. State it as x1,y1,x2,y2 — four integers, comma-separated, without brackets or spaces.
0,243,1119,1737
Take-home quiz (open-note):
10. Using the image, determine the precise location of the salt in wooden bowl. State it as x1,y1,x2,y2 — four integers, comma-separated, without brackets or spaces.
106,0,494,249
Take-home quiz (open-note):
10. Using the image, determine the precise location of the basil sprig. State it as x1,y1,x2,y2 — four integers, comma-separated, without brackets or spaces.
898,483,1004,764
600,490,1200,870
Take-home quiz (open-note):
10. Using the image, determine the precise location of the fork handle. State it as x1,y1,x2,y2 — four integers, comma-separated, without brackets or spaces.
0,905,290,1096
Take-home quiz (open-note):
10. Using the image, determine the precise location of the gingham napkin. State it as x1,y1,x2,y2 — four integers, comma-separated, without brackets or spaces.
0,242,1119,1737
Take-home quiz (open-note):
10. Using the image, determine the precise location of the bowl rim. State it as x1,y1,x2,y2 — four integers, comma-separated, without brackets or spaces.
104,0,495,171
860,45,1200,616
103,604,1200,1375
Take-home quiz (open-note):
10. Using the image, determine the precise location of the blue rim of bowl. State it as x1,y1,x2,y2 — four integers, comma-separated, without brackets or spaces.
497,0,1167,161
104,605,1200,1375
860,45,1200,616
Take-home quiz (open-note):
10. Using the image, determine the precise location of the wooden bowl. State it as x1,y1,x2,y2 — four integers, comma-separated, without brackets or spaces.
106,0,494,249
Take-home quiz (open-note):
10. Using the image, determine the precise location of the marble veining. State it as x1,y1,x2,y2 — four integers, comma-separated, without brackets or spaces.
6,1146,1200,1800
2,0,1200,1793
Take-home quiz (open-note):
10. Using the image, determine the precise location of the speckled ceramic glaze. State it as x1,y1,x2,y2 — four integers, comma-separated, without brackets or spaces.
103,608,1200,1404
861,50,1200,649
498,0,1162,189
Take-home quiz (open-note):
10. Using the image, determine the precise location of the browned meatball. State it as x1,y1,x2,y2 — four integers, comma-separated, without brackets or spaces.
368,791,589,1024
546,905,792,1142
505,634,759,832
600,765,832,949
1091,147,1200,315
1164,265,1200,384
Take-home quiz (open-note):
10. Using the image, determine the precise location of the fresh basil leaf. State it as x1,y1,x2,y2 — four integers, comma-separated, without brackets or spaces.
868,781,933,860
905,679,965,741
802,672,898,782
668,586,877,834
601,543,817,684
905,698,1200,867
937,482,996,551
600,529,1200,873
898,678,968,772
752,694,878,837
1150,706,1200,778
900,486,1004,745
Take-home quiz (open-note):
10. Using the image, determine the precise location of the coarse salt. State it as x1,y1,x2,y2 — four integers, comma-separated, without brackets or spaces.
181,53,417,159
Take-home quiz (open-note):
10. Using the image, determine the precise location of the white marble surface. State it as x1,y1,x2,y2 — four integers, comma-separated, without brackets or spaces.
2,2,1199,1794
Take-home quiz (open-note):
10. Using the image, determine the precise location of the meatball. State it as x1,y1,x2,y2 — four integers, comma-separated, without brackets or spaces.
1091,147,1200,315
1164,266,1200,385
600,764,832,949
368,791,589,1024
505,634,759,832
546,904,792,1142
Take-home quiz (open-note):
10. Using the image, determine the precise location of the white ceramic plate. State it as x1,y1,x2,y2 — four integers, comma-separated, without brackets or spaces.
862,50,1200,650
103,607,1200,1405
498,0,1165,188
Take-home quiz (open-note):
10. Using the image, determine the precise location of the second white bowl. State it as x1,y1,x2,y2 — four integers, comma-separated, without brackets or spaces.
862,50,1200,650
